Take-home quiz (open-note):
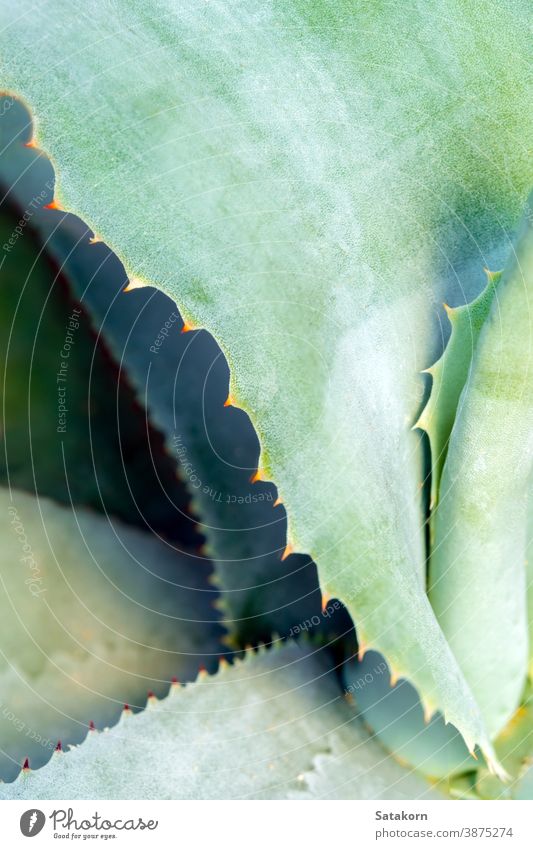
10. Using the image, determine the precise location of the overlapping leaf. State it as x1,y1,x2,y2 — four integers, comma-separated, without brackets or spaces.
0,642,441,799
0,487,222,781
429,205,533,739
416,270,502,509
1,0,532,766
0,94,343,647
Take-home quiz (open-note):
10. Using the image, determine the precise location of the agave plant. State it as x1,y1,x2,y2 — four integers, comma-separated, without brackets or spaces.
0,0,531,800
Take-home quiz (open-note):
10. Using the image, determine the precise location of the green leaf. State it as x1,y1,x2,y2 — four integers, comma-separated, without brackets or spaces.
0,487,222,781
416,270,502,508
429,199,533,739
2,0,531,767
0,96,337,648
0,642,440,799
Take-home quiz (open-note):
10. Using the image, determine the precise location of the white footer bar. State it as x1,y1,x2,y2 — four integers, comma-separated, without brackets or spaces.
2,799,532,848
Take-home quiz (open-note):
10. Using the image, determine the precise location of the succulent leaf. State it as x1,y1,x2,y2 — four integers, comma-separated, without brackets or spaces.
429,201,533,740
417,270,502,508
0,97,338,648
1,0,531,767
0,487,222,781
0,642,441,799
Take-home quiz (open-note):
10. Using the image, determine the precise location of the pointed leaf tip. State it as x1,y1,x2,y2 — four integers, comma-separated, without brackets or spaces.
250,468,266,484
123,277,146,292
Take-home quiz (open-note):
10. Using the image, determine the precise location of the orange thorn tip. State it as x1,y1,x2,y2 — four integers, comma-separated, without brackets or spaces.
357,642,368,662
389,669,399,687
224,394,235,408
44,199,61,211
250,468,266,484
273,497,282,508
181,321,196,334
123,277,146,292
281,543,294,561
422,702,434,724
321,593,330,613
89,235,102,245
24,138,37,148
